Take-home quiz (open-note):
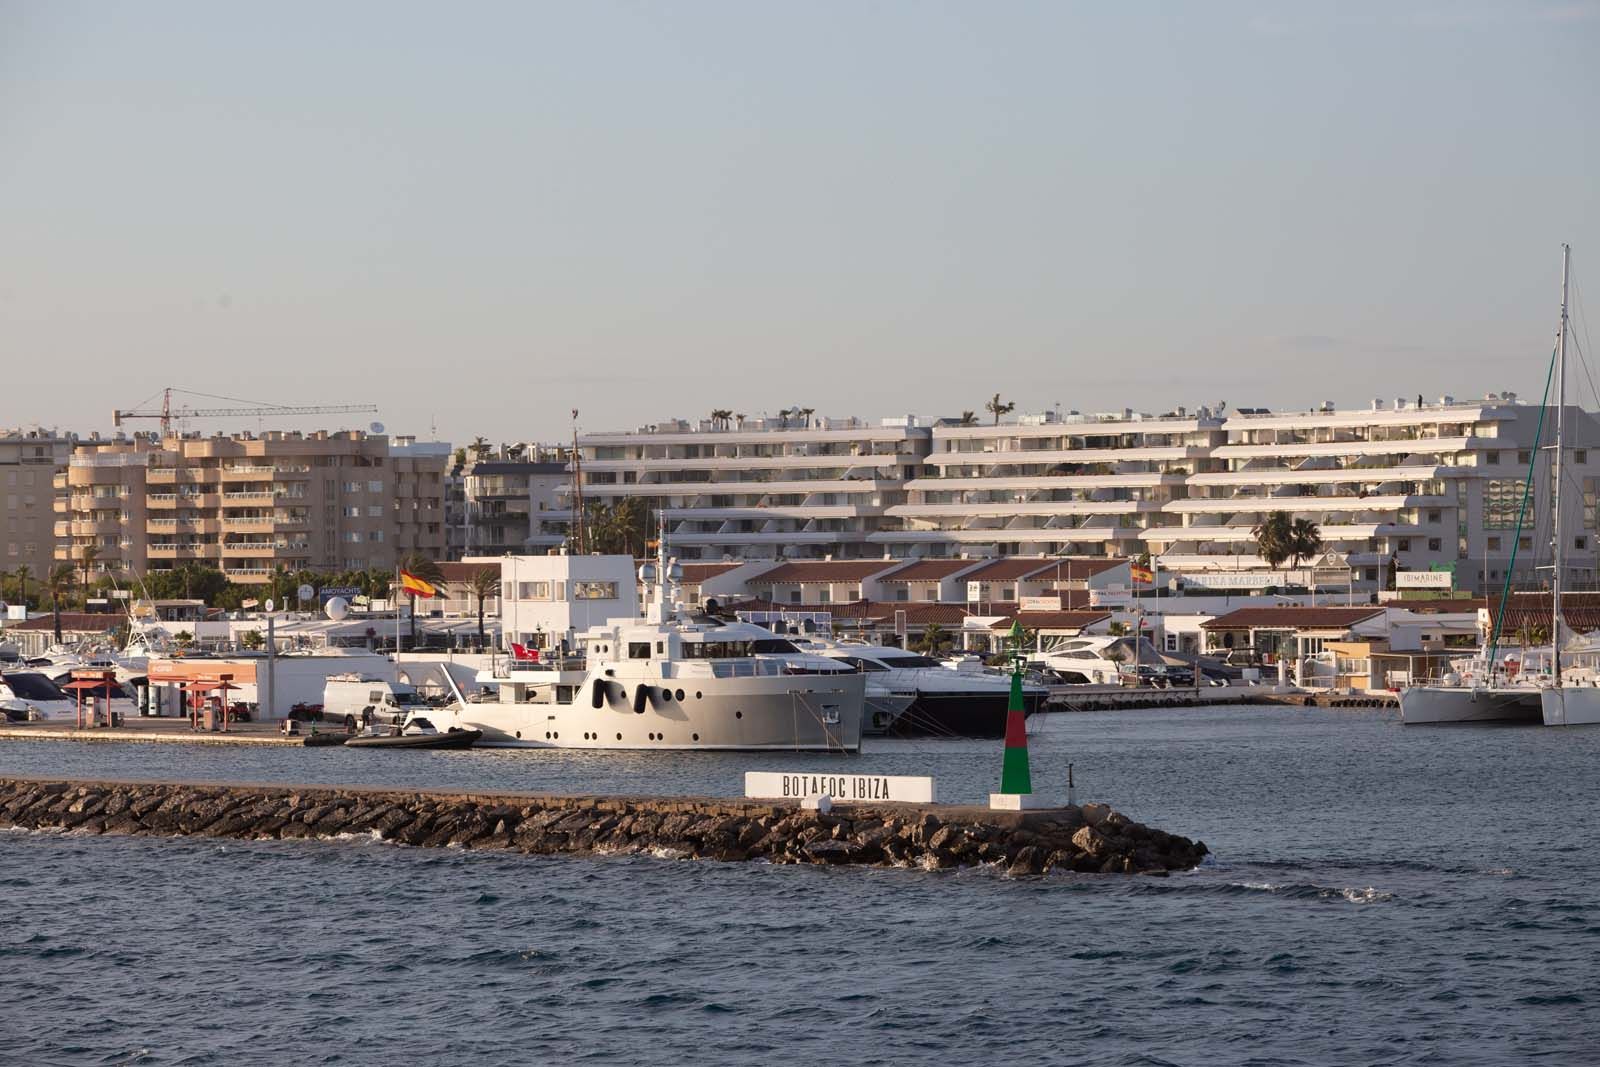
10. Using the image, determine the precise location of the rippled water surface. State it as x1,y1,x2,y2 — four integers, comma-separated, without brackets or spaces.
3,704,1599,1065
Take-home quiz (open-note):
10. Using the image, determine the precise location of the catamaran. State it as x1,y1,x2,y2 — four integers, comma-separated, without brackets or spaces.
1401,244,1600,726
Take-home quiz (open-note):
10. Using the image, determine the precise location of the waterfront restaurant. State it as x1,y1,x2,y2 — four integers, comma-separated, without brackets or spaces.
1201,606,1387,665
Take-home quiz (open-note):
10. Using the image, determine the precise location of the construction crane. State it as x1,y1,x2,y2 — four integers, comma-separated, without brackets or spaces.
113,387,379,435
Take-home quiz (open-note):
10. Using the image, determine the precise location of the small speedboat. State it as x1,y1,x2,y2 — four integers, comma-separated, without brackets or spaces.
345,715,481,750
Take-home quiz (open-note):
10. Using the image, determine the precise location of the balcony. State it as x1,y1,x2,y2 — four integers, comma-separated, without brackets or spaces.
71,518,123,536
225,567,272,581
148,494,179,509
148,544,217,559
147,468,177,484
222,490,275,503
220,466,278,482
222,517,275,533
222,543,279,558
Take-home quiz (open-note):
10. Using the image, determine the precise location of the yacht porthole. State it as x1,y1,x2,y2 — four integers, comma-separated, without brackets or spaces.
616,732,622,741
515,731,521,739
544,732,550,739
735,710,742,719
692,733,699,741
695,691,702,699
675,689,685,701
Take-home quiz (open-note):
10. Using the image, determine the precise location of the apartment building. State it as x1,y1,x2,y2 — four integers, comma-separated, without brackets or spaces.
55,430,447,583
569,396,1600,596
1,428,75,580
569,414,933,560
460,459,569,556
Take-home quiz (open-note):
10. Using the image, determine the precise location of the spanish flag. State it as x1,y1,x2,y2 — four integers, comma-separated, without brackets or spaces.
1130,563,1155,585
399,571,438,599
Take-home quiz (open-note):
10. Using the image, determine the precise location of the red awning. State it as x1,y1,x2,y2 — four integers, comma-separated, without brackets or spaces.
179,681,236,693
61,679,119,690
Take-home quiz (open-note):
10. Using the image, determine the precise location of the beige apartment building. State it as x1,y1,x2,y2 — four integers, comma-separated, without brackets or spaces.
55,430,447,584
2,428,76,581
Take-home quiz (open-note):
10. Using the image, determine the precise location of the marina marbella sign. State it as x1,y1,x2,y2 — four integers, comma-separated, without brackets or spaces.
745,771,936,804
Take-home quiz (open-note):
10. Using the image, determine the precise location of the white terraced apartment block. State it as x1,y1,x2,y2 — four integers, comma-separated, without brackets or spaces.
570,396,1600,595
573,414,930,558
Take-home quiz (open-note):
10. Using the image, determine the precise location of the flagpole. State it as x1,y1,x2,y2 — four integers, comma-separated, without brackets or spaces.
394,563,402,682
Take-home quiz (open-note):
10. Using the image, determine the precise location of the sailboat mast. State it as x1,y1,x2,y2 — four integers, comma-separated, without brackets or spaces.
1552,243,1571,679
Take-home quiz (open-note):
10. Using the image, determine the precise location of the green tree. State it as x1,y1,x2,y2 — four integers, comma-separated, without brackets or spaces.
958,410,978,426
917,622,950,655
12,564,31,610
1287,517,1324,570
466,565,499,647
397,553,445,649
985,393,1015,425
45,563,76,645
78,544,101,603
1251,511,1294,570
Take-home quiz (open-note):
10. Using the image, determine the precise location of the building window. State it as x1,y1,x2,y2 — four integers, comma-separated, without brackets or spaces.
895,588,909,602
1485,480,1531,528
368,480,384,493
517,581,551,600
818,590,831,604
1517,450,1531,464
1427,538,1441,551
628,642,651,660
1577,537,1588,551
1520,536,1533,550
788,590,801,604
1486,536,1501,551
1426,509,1441,523
1398,538,1411,552
572,581,617,600
1578,450,1589,465
1486,450,1500,464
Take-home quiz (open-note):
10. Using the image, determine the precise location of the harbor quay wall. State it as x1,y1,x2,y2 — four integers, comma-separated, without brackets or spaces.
0,777,1208,876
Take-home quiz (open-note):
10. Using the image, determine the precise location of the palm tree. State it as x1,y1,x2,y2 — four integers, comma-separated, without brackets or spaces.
13,564,30,610
469,436,491,460
735,414,746,430
1286,518,1324,570
466,566,499,647
78,544,101,600
1251,511,1294,570
45,563,75,645
798,407,815,429
710,409,733,431
396,553,445,649
958,410,978,426
919,622,950,655
985,393,1015,426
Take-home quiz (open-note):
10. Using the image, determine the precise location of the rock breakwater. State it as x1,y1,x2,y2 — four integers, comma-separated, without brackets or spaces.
0,777,1208,875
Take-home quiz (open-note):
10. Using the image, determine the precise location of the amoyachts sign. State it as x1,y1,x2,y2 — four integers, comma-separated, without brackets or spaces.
745,771,935,804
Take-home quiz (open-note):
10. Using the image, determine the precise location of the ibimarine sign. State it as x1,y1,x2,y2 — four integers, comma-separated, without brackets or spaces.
744,771,936,804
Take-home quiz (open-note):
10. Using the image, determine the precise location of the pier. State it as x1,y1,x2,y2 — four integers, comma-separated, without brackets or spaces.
0,777,1209,876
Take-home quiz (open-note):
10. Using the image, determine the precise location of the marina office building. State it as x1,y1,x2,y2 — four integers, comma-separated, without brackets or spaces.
568,396,1600,596
55,430,449,584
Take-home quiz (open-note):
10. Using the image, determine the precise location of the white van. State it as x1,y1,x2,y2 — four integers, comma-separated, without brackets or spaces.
321,675,430,730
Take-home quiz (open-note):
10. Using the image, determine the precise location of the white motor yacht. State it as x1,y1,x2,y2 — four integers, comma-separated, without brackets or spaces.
427,549,864,752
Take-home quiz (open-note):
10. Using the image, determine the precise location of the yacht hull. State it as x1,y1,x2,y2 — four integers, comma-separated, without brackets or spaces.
1400,686,1543,724
1540,687,1600,726
888,690,1048,739
431,674,864,752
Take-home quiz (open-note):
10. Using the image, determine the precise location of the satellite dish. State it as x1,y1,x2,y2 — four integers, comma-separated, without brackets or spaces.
264,598,275,613
297,583,314,603
325,596,350,621
370,421,385,435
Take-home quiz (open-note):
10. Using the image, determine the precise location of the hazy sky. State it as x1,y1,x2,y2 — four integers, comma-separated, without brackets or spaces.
4,1,1598,445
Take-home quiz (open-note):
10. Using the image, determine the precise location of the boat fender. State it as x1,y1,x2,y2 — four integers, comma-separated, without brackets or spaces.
1304,696,1315,707
591,682,606,710
633,685,648,714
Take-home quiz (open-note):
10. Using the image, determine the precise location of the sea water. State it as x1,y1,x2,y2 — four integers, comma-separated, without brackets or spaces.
2,704,1597,1065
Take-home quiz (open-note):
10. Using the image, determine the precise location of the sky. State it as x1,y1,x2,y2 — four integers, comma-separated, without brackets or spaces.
3,1,1598,446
